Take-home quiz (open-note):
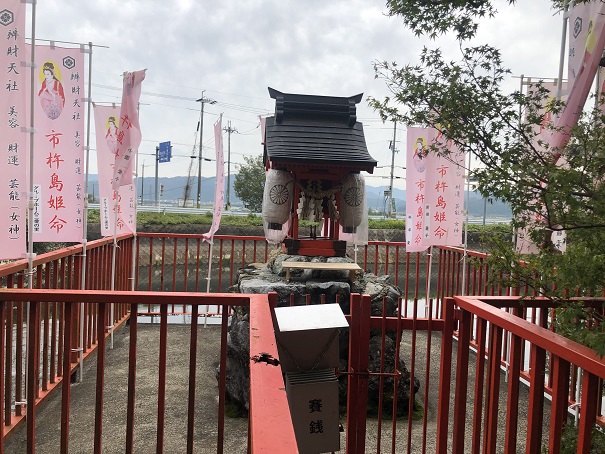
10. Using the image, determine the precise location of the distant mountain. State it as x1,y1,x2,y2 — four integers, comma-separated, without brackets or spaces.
86,174,511,218
365,186,511,219
88,175,237,206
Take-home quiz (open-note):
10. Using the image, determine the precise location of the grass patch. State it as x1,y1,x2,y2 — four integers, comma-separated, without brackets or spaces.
87,210,511,233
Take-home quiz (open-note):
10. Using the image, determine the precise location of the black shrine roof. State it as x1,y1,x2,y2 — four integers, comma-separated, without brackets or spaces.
263,88,377,173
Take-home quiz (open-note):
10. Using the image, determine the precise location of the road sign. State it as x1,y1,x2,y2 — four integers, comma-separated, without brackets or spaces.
159,141,171,163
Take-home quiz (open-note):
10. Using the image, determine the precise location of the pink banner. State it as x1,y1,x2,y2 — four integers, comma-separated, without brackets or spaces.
426,130,465,246
527,80,567,138
406,127,431,252
550,2,605,157
93,104,136,236
202,116,225,241
516,80,568,254
0,1,27,259
112,70,145,190
31,45,85,242
406,127,465,252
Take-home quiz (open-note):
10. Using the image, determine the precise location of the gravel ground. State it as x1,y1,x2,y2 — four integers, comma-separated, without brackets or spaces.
4,322,545,453
5,322,248,454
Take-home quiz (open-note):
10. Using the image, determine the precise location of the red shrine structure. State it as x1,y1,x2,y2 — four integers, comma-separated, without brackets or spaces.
262,88,377,256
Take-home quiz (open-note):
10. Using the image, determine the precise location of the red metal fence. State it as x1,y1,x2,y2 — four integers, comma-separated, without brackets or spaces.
436,296,605,454
0,234,603,453
0,235,133,441
2,287,601,453
0,289,281,454
132,235,515,305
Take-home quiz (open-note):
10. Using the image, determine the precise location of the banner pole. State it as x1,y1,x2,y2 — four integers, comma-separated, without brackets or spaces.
109,197,119,349
460,150,472,296
131,234,137,292
132,104,140,294
24,0,38,405
202,114,225,327
78,41,94,381
128,105,140,321
556,0,570,101
204,239,214,327
425,246,433,317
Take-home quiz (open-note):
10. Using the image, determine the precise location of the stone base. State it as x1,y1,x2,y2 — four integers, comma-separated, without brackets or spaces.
222,253,419,416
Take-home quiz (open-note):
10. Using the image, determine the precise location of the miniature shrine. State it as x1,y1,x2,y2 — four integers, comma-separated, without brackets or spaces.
261,87,377,256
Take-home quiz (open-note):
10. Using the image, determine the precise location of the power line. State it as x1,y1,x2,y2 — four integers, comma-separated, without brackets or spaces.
93,71,274,103
91,83,269,114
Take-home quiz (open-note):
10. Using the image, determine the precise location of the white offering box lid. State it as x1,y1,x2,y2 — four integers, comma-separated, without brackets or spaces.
274,303,348,333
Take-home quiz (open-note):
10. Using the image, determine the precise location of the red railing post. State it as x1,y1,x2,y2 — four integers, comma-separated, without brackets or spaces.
0,301,5,454
471,318,487,454
186,304,198,454
50,300,58,383
156,304,168,454
347,294,359,451
60,303,74,453
94,302,107,454
26,301,40,454
356,294,370,453
503,309,523,452
436,297,455,453
41,302,49,393
452,308,471,454
346,293,360,454
126,303,138,454
526,344,546,453
217,302,230,454
4,298,12,431
483,324,503,454
346,293,370,454
15,300,24,418
547,355,570,454
577,371,599,454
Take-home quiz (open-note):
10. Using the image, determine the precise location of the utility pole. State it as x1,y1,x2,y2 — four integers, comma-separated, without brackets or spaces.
223,121,238,210
388,121,397,218
196,92,217,208
155,146,159,208
140,161,146,205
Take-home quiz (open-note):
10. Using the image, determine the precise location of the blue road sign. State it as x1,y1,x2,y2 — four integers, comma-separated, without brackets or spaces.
159,141,171,163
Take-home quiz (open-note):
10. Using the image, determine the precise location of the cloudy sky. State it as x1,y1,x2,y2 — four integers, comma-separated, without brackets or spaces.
30,0,563,196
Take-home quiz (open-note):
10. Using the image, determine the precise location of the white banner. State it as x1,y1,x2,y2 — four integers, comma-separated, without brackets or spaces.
0,1,27,259
259,115,266,145
568,1,605,85
550,2,605,156
93,104,136,236
31,45,85,242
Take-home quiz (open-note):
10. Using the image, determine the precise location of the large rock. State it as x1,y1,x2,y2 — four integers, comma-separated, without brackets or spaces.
222,253,419,417
218,306,250,411
366,335,420,415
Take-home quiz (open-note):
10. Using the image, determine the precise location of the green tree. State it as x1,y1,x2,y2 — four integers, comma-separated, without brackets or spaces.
370,0,605,354
234,154,265,213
